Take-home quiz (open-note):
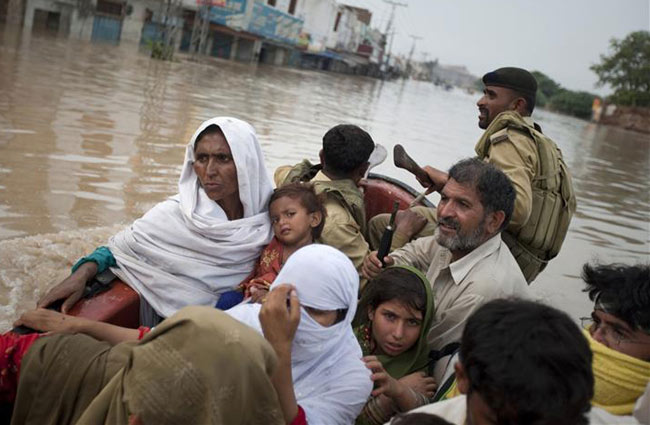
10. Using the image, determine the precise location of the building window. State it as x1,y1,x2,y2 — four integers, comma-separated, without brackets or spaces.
333,11,341,31
96,0,123,16
288,0,297,15
267,0,276,6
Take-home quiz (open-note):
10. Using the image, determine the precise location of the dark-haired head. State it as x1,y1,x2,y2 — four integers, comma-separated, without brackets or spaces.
361,267,428,317
269,183,326,240
582,262,650,332
582,262,650,360
194,124,225,151
447,158,515,232
320,124,374,182
515,89,536,115
457,298,593,425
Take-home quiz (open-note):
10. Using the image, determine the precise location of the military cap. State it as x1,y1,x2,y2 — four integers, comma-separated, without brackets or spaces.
482,67,537,97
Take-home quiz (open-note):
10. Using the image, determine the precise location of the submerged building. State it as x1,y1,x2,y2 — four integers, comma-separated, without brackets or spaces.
1,0,385,76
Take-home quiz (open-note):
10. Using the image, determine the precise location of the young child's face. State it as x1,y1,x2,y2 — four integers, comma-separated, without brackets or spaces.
269,196,320,246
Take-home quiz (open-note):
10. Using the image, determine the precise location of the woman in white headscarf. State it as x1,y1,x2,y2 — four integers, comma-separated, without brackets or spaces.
227,244,373,425
37,117,273,325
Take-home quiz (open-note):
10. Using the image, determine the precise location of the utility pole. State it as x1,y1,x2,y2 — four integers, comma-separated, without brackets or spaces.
406,34,422,77
190,0,211,58
158,0,182,60
382,0,407,71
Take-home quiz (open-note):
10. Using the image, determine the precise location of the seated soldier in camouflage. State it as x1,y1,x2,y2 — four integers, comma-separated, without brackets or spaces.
274,124,375,282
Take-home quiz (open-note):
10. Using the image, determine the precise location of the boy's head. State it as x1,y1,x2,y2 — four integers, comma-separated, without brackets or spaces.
269,183,326,243
582,262,650,360
455,299,593,425
320,124,375,183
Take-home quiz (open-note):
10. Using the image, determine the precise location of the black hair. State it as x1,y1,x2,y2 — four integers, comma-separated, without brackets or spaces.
269,183,327,239
322,124,374,176
364,267,427,317
194,124,224,151
460,299,593,425
448,158,516,231
582,262,650,332
390,412,453,425
518,90,536,115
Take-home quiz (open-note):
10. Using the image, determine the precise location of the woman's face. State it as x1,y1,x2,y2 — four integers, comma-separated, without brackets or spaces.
369,299,423,357
193,131,239,204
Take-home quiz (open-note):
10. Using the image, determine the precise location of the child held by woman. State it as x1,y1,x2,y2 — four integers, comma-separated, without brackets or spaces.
217,183,326,308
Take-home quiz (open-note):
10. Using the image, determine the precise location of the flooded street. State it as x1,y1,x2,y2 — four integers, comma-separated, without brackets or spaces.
1,29,648,329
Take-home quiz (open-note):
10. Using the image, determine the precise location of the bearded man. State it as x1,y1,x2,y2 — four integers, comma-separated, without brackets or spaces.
368,67,576,284
362,158,529,351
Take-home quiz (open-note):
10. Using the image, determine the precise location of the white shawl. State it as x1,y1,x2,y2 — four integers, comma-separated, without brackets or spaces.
109,117,273,318
227,244,373,425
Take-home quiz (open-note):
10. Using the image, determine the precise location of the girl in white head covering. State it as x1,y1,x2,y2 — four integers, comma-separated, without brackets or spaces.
227,244,373,425
106,117,273,322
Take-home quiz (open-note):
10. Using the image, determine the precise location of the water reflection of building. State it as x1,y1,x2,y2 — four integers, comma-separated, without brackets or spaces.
1,0,386,76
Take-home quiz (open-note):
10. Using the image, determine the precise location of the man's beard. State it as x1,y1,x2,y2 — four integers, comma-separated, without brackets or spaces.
436,216,486,252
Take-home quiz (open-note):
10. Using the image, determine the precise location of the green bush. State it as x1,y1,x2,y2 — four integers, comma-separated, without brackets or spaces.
549,90,596,119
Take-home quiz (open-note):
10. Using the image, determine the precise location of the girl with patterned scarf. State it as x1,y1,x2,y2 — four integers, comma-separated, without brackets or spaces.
352,266,436,425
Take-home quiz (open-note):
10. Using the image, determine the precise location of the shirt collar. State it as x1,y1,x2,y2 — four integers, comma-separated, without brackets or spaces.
313,170,332,182
448,234,502,285
523,116,535,126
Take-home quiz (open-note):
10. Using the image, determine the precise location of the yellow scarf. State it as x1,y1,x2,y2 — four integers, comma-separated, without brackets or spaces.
584,329,650,415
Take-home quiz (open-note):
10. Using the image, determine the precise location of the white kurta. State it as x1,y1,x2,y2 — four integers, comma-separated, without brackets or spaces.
109,117,273,318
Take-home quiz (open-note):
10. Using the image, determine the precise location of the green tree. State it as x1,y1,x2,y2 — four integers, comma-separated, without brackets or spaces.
549,90,597,119
590,31,650,107
531,70,562,107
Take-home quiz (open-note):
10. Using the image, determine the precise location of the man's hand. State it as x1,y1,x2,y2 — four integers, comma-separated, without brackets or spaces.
362,251,394,280
394,209,428,240
14,308,85,334
259,284,300,353
398,371,437,399
37,262,97,313
363,356,404,398
418,166,449,193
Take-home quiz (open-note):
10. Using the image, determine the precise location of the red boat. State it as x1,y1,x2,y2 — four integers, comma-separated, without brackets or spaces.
64,174,433,328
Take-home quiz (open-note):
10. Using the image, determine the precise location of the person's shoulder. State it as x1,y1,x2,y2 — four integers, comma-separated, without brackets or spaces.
467,237,527,294
273,165,292,187
401,395,467,424
589,406,641,425
489,125,536,153
321,197,355,223
491,239,528,293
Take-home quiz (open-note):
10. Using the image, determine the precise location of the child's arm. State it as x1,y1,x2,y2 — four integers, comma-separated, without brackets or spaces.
14,308,140,345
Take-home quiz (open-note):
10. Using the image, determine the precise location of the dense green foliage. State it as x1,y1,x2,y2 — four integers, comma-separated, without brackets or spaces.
531,71,562,107
590,31,650,107
548,90,596,119
530,71,597,119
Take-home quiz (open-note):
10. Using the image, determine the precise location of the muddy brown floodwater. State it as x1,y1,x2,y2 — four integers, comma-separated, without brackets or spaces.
1,28,648,329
